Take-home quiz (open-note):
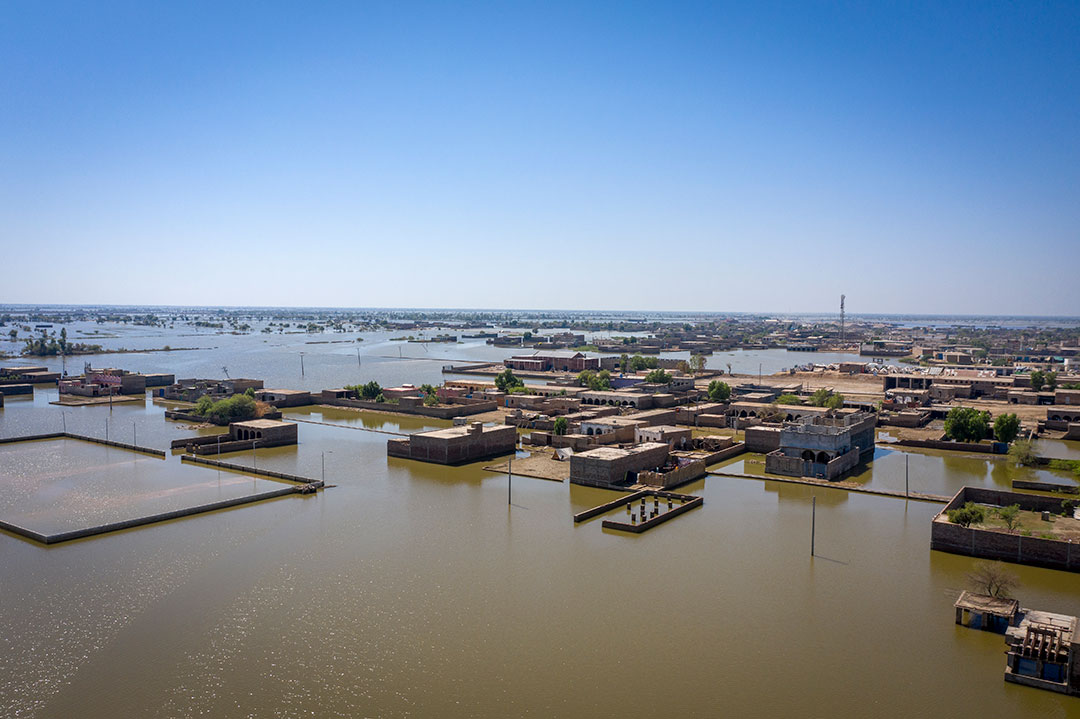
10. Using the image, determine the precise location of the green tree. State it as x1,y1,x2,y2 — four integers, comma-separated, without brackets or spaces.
194,395,214,415
947,501,986,528
824,392,845,410
689,354,707,373
993,413,1021,444
553,417,568,435
707,380,731,402
620,353,629,372
776,393,802,405
644,368,671,384
995,504,1022,533
347,380,382,399
1045,371,1058,390
810,388,832,406
423,393,438,406
494,368,523,392
1029,370,1046,391
7,328,16,342
944,407,990,443
244,387,256,398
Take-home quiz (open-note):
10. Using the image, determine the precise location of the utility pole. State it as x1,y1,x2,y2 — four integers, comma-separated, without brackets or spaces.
508,458,513,505
840,294,846,345
357,347,361,367
811,495,817,557
905,454,910,498
300,353,305,377
252,440,257,470
62,412,66,433
133,422,137,447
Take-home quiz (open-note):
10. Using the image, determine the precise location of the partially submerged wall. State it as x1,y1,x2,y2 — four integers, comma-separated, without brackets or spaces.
931,487,1079,572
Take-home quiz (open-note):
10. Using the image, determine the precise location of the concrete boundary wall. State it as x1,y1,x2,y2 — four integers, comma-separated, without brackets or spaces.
893,438,1006,454
601,496,704,533
180,454,322,485
931,486,1078,572
0,432,166,457
573,489,650,522
1012,480,1079,495
0,486,300,545
573,489,703,534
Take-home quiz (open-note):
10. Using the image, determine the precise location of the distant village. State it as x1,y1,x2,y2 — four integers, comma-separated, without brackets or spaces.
3,305,1080,695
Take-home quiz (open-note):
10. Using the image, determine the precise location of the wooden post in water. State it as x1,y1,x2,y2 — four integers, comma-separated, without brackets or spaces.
811,495,816,557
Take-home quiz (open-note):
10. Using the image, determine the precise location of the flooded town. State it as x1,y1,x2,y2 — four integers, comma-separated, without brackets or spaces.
2,307,1080,717
4,2,1080,717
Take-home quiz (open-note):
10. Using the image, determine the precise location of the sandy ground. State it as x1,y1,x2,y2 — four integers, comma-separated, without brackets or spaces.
484,448,569,482
876,425,944,442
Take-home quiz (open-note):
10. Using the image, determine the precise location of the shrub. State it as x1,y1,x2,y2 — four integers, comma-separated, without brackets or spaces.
776,393,802,405
1008,438,1037,466
947,501,986,527
553,417,568,436
995,504,1022,533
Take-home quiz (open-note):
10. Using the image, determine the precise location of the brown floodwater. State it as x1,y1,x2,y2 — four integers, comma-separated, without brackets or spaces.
2,393,1080,717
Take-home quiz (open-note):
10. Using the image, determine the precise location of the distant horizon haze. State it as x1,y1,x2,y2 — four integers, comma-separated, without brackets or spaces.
1,302,1078,323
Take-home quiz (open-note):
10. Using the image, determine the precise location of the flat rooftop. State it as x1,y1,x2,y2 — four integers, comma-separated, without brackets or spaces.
232,419,293,429
578,442,668,460
418,424,507,439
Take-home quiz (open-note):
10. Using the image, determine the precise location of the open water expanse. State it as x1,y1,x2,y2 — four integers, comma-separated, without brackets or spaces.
2,322,1079,717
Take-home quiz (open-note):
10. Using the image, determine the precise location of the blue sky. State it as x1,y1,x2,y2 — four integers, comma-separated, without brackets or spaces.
1,1,1078,314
